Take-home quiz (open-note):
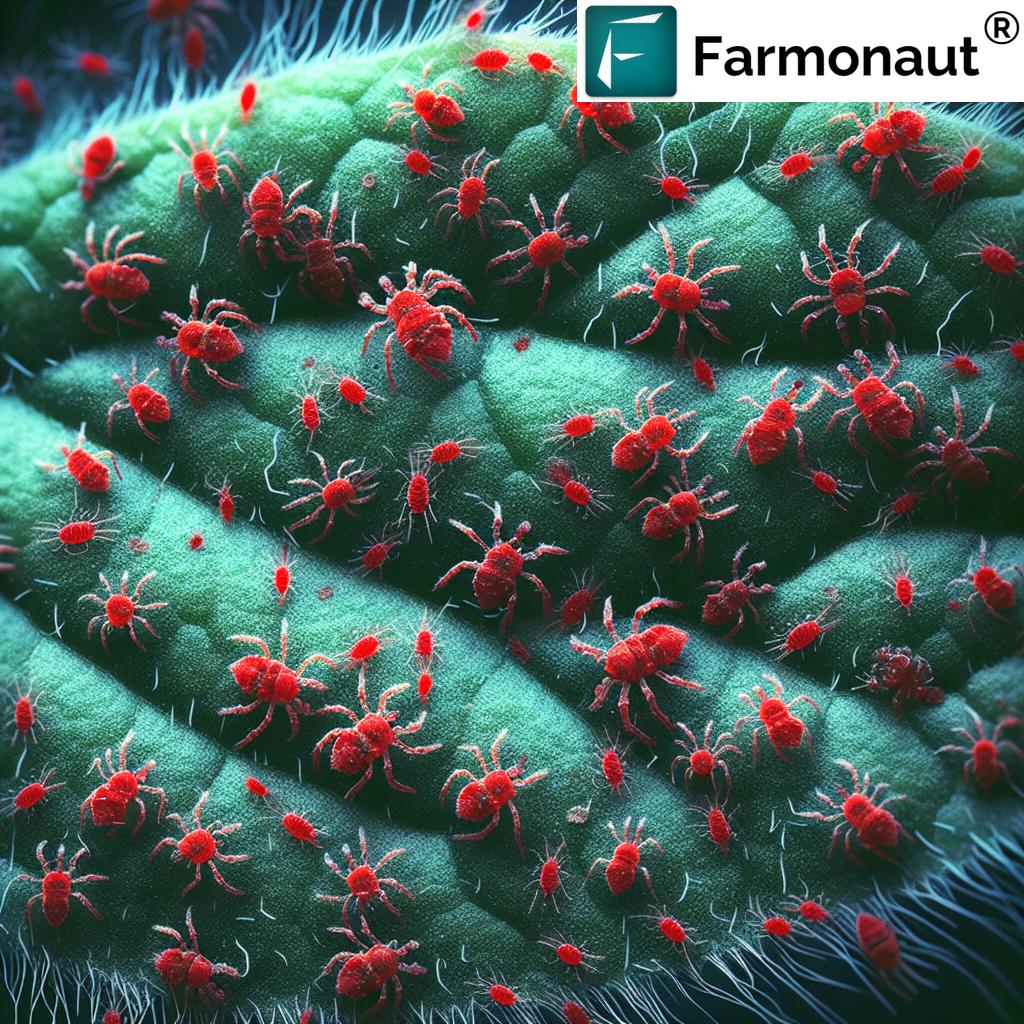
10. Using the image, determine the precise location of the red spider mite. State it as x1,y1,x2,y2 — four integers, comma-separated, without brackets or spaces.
476,978,518,1007
16,842,107,929
763,916,792,937
929,146,984,197
830,103,939,199
9,685,42,744
287,191,373,305
486,192,589,314
149,790,249,897
939,709,1022,791
387,63,465,143
238,172,317,268
37,431,122,492
671,720,741,797
605,381,709,489
62,222,166,333
34,508,118,553
614,225,740,354
789,221,908,345
430,148,511,238
317,826,412,935
782,896,830,923
421,437,480,464
884,554,915,613
283,452,379,543
417,671,433,703
169,123,244,216
79,731,166,836
12,75,42,116
959,234,1022,278
736,673,820,763
766,588,841,661
768,144,827,182
571,595,702,745
359,261,478,393
272,541,295,605
800,464,862,508
947,536,1023,624
299,1010,313,1024
508,635,531,664
188,533,204,551
355,532,401,576
463,1,492,31
152,906,241,1007
596,729,629,795
939,345,981,378
561,83,634,158
245,776,270,798
906,387,1011,504
70,134,124,201
857,913,904,990
397,453,437,540
543,457,608,515
80,570,167,652
342,629,391,672
434,500,568,636
815,341,925,454
529,838,568,911
994,336,1024,363
279,809,322,846
329,370,382,416
540,935,603,977
291,372,324,443
855,645,942,714
645,159,707,205
220,618,337,749
208,474,235,523
108,359,171,443
320,929,424,1014
104,1011,121,1024
563,1003,592,1024
526,51,564,76
412,607,441,669
684,346,716,392
641,906,692,950
156,284,259,402
313,664,441,798
554,569,604,632
7,768,64,815
545,410,604,447
797,759,908,866
872,490,923,532
467,48,513,78
586,816,662,896
441,729,547,854
240,81,256,123
400,128,447,178
183,26,205,71
702,543,774,639
734,368,822,468
626,468,738,570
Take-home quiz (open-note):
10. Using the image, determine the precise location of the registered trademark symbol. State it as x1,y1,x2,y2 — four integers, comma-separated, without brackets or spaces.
985,11,1019,43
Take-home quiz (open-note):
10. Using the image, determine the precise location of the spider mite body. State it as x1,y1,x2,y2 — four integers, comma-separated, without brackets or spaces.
906,388,1011,504
12,75,42,116
768,144,827,182
858,645,942,713
468,48,513,77
736,673,820,764
789,221,908,345
801,465,862,508
35,508,118,553
930,147,984,196
645,160,707,205
540,935,602,977
798,759,908,865
605,381,708,489
331,371,382,416
149,791,249,897
554,570,604,632
873,490,923,532
38,431,122,492
169,123,244,216
815,341,925,454
355,533,401,576
440,729,547,853
314,664,441,799
62,222,166,333
80,731,166,836
763,916,792,937
108,360,171,443
16,842,107,928
571,596,702,745
397,454,437,540
695,800,735,855
71,135,124,200
208,475,235,523
546,410,604,448
320,929,424,1014
530,838,568,911
283,452,378,544
238,172,317,268
884,554,916,613
561,83,634,157
642,907,692,951
221,620,337,749
939,345,980,378
830,103,938,199
960,235,1022,278
7,769,64,815
766,588,841,660
563,1003,592,1024
317,826,412,935
670,720,741,797
613,226,740,354
947,537,1022,623
359,262,477,393
543,458,607,516
9,685,41,744
80,570,167,651
387,65,465,142
684,347,717,392
856,913,905,990
486,192,588,314
287,192,372,305
782,896,830,923
585,817,662,896
626,469,737,569
272,542,295,605
596,730,629,795
153,907,241,1006
156,284,259,402
430,149,511,237
938,709,1022,791
733,369,822,467
702,543,774,639
239,80,256,121
422,437,480,465
434,501,567,636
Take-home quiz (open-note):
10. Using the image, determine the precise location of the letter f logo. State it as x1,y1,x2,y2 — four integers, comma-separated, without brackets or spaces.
584,5,677,98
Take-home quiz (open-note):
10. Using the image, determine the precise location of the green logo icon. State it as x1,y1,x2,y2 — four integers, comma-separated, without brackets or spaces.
584,5,677,98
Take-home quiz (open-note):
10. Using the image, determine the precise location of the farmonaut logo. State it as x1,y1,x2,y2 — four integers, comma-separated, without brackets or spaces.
583,5,677,98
